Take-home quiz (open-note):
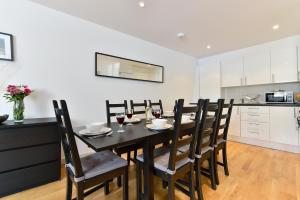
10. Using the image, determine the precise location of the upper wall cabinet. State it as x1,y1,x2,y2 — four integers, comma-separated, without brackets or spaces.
220,54,244,87
270,44,298,83
199,60,220,101
244,48,271,85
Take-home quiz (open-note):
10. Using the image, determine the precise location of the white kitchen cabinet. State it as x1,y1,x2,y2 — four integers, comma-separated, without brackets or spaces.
241,121,269,141
240,106,270,141
270,45,298,83
220,54,244,87
228,106,241,136
243,48,271,85
270,107,299,146
199,60,221,101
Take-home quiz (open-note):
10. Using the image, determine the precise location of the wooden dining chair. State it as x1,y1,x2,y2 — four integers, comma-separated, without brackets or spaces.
129,100,147,161
106,100,136,186
176,99,223,199
136,99,200,200
200,99,224,190
53,100,128,200
149,99,164,115
213,99,234,185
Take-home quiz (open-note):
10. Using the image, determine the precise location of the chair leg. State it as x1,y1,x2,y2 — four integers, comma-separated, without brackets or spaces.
209,152,217,190
214,149,220,185
123,167,129,200
223,145,229,176
134,149,137,160
104,181,110,195
117,153,122,187
168,176,175,200
127,151,131,165
76,183,84,200
66,174,73,200
162,180,168,189
195,160,204,200
136,161,142,200
188,165,195,200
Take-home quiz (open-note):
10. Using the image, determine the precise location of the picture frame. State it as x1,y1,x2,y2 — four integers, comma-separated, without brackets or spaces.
0,32,14,61
95,52,164,83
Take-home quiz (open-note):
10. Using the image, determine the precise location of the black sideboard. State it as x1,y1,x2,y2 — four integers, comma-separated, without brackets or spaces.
0,118,61,197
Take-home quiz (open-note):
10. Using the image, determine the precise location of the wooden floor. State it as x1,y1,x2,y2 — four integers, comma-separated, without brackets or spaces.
2,141,300,200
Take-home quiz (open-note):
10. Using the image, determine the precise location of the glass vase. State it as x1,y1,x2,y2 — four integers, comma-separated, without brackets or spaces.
13,99,25,122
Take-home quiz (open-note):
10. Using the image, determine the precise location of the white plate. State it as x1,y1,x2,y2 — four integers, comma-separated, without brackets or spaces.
146,124,172,131
125,117,141,124
79,127,112,136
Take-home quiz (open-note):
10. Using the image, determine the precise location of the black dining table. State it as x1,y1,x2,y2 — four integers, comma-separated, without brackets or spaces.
74,118,178,200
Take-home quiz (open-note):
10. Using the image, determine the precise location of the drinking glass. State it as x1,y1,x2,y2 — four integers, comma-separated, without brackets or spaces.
126,109,133,125
116,112,125,133
154,109,161,118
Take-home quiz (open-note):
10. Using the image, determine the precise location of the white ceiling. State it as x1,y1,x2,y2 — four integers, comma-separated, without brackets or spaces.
30,0,300,58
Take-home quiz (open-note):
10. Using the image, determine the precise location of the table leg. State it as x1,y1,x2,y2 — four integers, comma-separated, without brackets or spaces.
143,140,154,200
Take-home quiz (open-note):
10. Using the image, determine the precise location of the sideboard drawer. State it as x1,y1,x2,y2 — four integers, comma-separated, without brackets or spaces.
0,125,59,151
0,143,60,173
0,161,60,197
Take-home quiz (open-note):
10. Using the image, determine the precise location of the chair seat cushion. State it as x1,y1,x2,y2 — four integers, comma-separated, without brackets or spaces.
81,150,127,180
177,145,213,157
216,138,226,145
136,147,191,175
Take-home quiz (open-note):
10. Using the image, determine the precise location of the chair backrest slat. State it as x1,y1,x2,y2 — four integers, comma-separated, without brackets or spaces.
106,100,128,124
167,99,201,171
216,99,234,142
195,99,224,156
130,100,147,115
53,100,84,178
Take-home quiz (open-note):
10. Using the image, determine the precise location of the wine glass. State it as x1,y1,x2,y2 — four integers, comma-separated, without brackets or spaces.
116,112,125,133
126,109,133,125
154,109,161,119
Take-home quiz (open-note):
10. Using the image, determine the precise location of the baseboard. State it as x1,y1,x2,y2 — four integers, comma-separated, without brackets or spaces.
228,135,300,153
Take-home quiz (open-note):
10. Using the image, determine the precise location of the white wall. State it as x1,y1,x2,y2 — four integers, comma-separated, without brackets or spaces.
0,0,196,154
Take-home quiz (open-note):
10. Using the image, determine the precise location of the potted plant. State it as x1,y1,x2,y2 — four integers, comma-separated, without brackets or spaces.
3,85,32,122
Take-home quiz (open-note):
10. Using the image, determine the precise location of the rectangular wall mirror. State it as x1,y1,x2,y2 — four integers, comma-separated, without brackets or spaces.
95,52,164,83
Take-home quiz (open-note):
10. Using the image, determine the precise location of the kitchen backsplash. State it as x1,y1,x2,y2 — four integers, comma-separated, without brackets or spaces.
221,82,300,103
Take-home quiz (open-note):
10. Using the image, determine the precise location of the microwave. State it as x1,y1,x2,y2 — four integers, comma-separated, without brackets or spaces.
265,91,294,103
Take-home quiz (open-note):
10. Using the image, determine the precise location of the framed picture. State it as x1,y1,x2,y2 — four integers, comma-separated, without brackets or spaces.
0,32,14,61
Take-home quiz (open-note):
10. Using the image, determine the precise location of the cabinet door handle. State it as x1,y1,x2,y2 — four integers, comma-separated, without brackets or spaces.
245,77,247,85
240,78,243,86
272,73,275,83
294,108,296,118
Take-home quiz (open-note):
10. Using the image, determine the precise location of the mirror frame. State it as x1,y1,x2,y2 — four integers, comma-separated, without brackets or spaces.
95,52,164,83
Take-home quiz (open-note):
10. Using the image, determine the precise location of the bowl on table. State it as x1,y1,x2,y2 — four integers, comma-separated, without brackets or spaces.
0,114,9,124
152,118,168,129
85,122,105,133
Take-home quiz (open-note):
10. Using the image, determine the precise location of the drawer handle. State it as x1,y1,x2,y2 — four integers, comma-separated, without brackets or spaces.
248,114,260,116
248,123,260,125
248,130,259,134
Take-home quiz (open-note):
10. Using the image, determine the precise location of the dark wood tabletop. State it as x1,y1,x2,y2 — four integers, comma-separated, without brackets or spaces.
73,119,174,152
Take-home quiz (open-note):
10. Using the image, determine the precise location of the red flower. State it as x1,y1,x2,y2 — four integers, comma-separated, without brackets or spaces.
24,88,32,94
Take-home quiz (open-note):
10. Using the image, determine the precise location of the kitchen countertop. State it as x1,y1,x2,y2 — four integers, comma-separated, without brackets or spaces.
234,103,300,107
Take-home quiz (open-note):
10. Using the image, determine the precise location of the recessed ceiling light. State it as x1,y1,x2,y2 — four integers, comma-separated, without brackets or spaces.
177,32,185,38
273,24,279,30
206,45,211,49
139,1,145,7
